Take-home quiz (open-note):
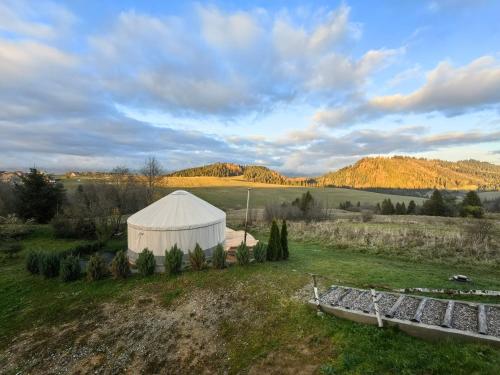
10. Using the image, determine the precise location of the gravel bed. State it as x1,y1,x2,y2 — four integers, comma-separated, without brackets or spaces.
339,289,364,309
420,299,447,326
376,293,399,315
451,303,478,333
393,297,420,320
320,287,345,305
351,291,373,312
486,306,500,337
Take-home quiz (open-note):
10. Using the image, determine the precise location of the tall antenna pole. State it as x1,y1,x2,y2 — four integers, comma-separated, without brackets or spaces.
244,188,251,245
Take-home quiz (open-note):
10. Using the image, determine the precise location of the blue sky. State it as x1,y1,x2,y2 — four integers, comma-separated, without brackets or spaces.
0,0,499,175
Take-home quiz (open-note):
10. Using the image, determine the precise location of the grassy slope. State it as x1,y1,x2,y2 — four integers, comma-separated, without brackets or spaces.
158,186,425,210
1,226,500,373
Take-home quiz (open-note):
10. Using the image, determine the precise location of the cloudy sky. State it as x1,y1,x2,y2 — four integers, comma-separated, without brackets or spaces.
1,0,499,175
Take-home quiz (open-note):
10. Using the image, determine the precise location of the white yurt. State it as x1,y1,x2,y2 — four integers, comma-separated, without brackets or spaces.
127,190,226,265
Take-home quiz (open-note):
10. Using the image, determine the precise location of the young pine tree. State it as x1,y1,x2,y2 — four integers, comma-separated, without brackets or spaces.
211,243,226,269
164,244,184,275
266,220,282,261
111,250,130,279
407,200,417,214
462,191,482,207
422,190,446,216
136,248,156,276
381,199,395,215
280,220,289,260
188,243,206,271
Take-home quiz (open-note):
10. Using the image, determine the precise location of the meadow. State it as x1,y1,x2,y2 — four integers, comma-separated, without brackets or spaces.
1,179,499,373
58,175,426,210
1,216,500,373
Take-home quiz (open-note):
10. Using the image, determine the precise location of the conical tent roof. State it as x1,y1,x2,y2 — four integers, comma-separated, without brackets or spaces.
127,190,225,231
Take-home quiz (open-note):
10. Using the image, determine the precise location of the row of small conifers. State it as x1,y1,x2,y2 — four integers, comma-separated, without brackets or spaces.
24,219,289,282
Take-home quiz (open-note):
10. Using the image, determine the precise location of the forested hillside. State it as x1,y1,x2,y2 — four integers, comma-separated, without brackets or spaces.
168,163,243,177
319,157,500,190
165,157,499,190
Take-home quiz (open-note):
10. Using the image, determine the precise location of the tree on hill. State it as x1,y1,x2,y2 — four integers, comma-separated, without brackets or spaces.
381,199,395,215
243,166,287,184
319,156,500,190
460,190,484,218
169,162,243,177
14,169,65,223
407,200,417,214
462,191,482,207
395,202,406,215
421,190,446,216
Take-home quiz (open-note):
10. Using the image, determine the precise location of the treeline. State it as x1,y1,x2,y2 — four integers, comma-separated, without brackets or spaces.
168,162,318,186
243,166,287,184
264,191,330,222
168,162,244,177
320,156,500,190
375,190,486,218
1,158,165,240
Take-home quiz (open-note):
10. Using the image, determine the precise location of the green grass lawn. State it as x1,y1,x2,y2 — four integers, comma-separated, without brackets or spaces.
157,186,425,210
1,226,499,373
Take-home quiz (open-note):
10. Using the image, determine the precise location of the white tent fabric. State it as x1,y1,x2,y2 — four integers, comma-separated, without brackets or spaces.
127,190,226,259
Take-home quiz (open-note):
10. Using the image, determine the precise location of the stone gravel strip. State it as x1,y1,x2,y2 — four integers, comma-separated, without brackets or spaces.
351,291,373,312
451,303,478,333
420,299,447,326
376,293,399,315
319,286,500,340
320,287,343,305
486,306,500,337
393,297,421,321
339,289,364,309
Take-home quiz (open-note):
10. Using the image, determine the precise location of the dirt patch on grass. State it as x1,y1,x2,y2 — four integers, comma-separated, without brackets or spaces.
248,336,331,375
0,288,246,374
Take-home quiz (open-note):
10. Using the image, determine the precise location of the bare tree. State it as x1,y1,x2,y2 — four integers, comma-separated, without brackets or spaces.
140,156,164,204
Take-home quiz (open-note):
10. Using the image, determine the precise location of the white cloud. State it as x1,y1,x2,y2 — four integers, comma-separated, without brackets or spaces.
315,56,500,128
0,0,75,40
198,6,262,49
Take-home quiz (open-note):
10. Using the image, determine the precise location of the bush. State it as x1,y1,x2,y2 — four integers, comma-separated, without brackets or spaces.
281,220,289,260
460,205,484,218
211,243,226,269
253,242,266,263
360,210,373,222
165,244,184,275
60,255,81,282
87,253,108,281
236,242,250,265
26,250,41,274
51,215,96,239
39,253,60,278
72,241,104,257
111,250,130,279
1,241,23,258
188,243,206,271
266,220,282,261
136,248,156,276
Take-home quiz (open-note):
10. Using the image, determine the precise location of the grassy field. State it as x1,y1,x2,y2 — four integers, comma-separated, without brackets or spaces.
58,176,426,210
1,224,499,373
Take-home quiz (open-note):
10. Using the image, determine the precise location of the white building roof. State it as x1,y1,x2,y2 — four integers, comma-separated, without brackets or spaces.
127,190,225,231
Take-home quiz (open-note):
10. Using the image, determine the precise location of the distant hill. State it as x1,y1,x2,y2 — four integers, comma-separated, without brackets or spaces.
168,163,316,186
168,163,244,177
319,157,500,190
